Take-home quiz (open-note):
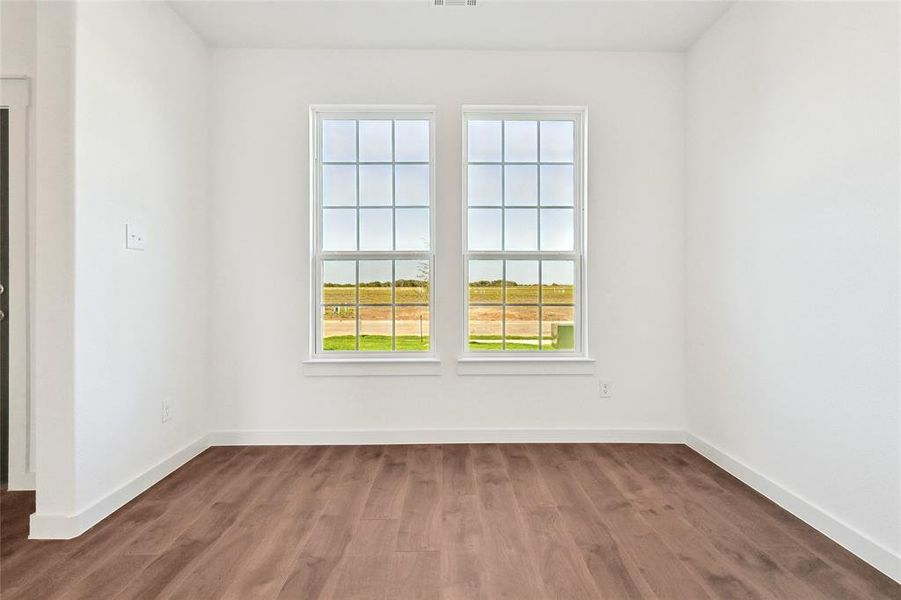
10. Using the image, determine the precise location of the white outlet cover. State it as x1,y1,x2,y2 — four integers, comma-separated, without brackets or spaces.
599,381,612,398
126,223,146,251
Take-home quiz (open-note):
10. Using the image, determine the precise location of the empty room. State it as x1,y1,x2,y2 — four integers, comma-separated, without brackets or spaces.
1,0,899,597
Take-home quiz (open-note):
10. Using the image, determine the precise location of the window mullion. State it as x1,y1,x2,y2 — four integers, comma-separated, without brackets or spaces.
355,120,360,252
500,120,506,252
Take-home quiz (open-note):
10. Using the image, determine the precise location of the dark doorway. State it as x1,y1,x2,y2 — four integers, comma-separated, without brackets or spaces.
1,107,9,486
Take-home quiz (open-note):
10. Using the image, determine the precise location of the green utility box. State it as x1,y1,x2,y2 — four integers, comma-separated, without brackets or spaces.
552,322,575,350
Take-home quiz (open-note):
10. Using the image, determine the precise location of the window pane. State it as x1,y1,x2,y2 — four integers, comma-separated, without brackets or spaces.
322,305,357,351
395,306,430,351
322,120,356,162
468,260,502,304
539,165,574,206
359,165,392,206
359,306,393,350
504,208,538,251
468,165,502,206
505,306,539,351
541,306,575,351
540,208,574,251
322,208,357,250
504,120,537,162
468,305,502,351
359,260,392,304
468,120,502,162
541,260,575,304
505,260,539,304
322,164,356,206
395,208,430,250
359,208,393,250
395,259,430,304
468,208,502,250
322,260,356,304
358,120,392,162
395,164,429,206
540,121,574,163
395,120,429,162
504,165,537,206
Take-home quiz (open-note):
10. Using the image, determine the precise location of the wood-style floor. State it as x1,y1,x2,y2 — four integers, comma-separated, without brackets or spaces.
1,444,898,599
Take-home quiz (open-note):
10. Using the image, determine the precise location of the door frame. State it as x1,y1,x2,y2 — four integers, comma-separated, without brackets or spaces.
1,76,34,490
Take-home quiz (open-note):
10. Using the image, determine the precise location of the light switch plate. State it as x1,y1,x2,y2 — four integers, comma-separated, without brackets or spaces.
126,224,146,251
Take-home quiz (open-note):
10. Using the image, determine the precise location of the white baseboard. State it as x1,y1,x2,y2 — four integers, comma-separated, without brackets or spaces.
209,428,686,446
29,436,210,540
685,433,901,584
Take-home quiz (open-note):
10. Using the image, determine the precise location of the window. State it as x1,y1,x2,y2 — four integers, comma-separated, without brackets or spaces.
463,108,586,355
312,107,434,356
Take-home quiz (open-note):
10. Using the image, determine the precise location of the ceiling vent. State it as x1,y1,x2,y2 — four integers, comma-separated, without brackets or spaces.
433,0,478,6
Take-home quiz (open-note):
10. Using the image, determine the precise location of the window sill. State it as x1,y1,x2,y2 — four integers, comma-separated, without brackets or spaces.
302,356,442,377
456,355,595,376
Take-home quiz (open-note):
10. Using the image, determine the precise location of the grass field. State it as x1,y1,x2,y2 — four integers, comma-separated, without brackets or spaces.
323,335,429,351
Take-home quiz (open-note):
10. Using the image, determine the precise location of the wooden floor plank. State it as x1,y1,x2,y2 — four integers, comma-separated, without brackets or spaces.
396,445,442,552
441,443,476,496
527,444,655,599
275,445,385,599
361,444,410,520
1,443,896,600
560,444,716,600
499,444,601,600
471,444,548,599
440,444,486,600
163,447,305,598
327,518,400,599
386,550,441,600
218,445,355,600
576,444,765,599
614,445,820,598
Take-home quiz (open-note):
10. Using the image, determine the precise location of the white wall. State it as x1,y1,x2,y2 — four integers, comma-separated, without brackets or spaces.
686,1,900,578
30,1,79,520
208,49,686,438
1,1,36,76
70,1,210,512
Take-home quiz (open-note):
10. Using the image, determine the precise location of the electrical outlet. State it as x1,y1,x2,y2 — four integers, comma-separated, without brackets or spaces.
599,380,612,398
126,223,146,251
162,399,172,423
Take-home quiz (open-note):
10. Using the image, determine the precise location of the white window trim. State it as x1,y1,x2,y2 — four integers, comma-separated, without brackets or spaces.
307,105,438,365
459,105,591,365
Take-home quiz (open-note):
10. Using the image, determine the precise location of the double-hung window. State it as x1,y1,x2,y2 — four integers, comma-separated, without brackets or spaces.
311,106,435,356
463,107,586,355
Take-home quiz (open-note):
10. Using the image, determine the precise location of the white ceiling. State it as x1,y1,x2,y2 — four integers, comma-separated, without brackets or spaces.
168,0,733,51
